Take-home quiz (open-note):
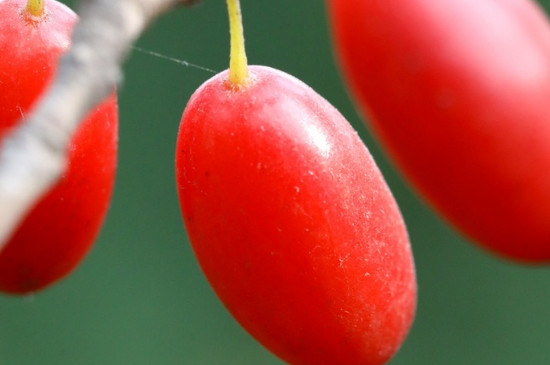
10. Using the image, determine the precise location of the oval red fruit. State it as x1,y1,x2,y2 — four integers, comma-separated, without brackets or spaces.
176,66,416,365
0,0,118,294
328,0,550,262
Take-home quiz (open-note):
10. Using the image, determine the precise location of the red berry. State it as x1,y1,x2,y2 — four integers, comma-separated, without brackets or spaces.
328,0,550,262
0,0,118,294
176,65,416,365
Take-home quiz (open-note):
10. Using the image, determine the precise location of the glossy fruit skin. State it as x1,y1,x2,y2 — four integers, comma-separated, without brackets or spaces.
0,0,118,294
328,0,550,262
176,66,416,365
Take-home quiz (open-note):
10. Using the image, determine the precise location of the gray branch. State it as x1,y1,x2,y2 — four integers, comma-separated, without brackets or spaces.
0,0,197,251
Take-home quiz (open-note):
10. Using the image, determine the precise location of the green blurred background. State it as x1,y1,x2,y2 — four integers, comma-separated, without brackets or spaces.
2,0,550,364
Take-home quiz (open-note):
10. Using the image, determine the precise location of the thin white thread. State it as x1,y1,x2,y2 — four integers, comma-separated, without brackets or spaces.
131,46,217,74
16,106,25,120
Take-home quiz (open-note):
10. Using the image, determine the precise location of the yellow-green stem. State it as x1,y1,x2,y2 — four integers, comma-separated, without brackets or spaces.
226,0,249,86
26,0,45,17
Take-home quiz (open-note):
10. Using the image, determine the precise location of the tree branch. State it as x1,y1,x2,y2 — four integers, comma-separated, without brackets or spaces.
0,0,197,252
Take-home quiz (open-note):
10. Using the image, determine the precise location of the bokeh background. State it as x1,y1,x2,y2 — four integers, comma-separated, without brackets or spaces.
2,0,550,364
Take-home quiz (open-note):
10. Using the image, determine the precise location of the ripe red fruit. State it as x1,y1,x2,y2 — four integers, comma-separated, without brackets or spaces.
328,0,550,262
0,0,118,294
176,64,416,364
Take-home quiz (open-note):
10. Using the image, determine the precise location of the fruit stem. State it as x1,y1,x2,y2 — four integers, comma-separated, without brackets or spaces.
25,0,45,17
226,0,249,87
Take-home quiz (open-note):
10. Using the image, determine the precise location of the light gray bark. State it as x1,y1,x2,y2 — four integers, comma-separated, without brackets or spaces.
0,0,197,251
